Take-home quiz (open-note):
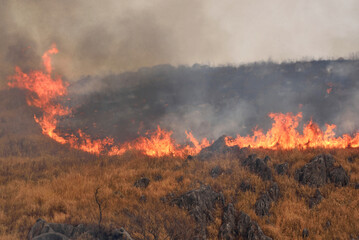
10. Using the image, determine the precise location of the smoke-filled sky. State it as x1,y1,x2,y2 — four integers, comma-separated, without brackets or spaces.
1,0,359,83
2,0,359,143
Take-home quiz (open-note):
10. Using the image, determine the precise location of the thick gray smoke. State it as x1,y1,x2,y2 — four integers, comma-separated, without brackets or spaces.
0,0,229,84
63,60,359,143
1,0,359,85
1,1,359,143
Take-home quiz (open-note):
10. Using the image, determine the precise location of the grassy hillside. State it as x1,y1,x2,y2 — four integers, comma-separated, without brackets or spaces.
1,60,359,239
0,146,358,239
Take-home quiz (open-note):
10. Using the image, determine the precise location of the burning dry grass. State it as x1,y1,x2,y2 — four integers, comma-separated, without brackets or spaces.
0,147,358,239
8,46,359,161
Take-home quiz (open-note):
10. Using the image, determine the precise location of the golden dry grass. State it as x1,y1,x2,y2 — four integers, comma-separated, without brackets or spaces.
0,146,358,239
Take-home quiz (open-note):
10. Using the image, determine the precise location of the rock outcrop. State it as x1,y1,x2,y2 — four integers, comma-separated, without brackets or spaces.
197,135,249,160
254,183,280,217
328,166,350,187
134,177,150,189
241,154,273,181
295,154,349,187
171,185,224,238
219,203,272,240
239,180,256,193
28,218,133,240
308,189,323,209
302,228,309,238
274,162,289,175
210,165,224,178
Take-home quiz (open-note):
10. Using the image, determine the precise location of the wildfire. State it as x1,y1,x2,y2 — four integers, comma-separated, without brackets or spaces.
8,46,359,157
8,46,207,157
326,82,334,94
116,126,210,157
225,112,359,149
8,45,69,144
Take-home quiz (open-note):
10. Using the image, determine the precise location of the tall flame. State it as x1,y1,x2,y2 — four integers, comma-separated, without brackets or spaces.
8,45,69,144
8,46,359,157
8,46,208,157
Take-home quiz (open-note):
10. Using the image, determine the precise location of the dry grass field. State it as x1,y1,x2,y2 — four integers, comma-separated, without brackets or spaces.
0,90,358,239
0,141,358,239
1,2,359,239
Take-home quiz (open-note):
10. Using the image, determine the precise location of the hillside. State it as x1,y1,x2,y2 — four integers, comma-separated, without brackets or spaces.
0,60,359,239
64,59,359,142
0,137,358,239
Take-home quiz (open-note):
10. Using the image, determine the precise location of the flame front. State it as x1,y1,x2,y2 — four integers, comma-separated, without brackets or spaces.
8,46,359,157
8,46,208,157
226,112,359,149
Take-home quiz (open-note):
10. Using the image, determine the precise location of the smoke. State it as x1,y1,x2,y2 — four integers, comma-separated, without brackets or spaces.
1,0,359,85
0,0,229,84
61,60,359,143
1,0,359,143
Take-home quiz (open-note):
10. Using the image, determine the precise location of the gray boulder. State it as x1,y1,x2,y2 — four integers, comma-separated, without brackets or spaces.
328,166,349,187
172,185,224,238
294,154,334,187
210,165,224,178
275,162,289,175
308,189,323,209
28,219,77,240
172,185,224,222
134,177,150,188
197,135,249,160
218,204,237,240
28,218,47,240
219,203,272,240
302,228,309,238
239,180,256,193
32,233,68,240
242,155,273,181
295,154,349,187
254,183,280,217
28,218,133,240
112,228,134,240
266,182,280,202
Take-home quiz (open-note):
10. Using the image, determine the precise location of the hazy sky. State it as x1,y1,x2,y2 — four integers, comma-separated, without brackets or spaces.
1,0,358,81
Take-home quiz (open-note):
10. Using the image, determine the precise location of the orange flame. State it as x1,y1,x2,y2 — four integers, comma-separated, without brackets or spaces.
8,46,359,157
119,126,190,157
185,131,210,154
9,45,69,144
8,46,207,157
326,82,334,94
226,112,359,149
